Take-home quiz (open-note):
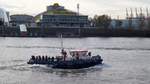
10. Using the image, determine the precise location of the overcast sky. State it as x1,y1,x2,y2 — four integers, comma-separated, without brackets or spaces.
0,0,150,19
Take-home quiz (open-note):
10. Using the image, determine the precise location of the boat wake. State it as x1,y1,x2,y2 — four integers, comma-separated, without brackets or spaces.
0,60,30,71
6,45,150,51
0,59,106,78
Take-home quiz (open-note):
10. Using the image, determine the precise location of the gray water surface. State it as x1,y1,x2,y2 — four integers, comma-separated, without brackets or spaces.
0,37,150,84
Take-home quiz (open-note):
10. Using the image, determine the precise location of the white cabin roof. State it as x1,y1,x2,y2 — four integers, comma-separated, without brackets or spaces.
69,49,88,57
70,49,88,52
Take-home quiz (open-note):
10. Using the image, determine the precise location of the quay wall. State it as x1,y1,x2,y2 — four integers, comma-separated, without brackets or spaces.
0,26,150,37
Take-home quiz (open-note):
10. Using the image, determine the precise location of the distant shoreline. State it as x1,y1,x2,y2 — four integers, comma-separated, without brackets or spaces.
0,26,150,38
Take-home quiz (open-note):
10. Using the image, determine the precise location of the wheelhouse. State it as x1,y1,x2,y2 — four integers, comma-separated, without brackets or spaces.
69,49,88,57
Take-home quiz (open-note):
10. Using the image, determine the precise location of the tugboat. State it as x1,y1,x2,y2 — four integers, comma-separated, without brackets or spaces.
27,34,103,69
27,49,103,69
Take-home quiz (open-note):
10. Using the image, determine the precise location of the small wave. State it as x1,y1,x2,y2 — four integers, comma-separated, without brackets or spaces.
0,66,8,70
101,63,111,68
6,45,150,51
0,62,29,71
29,65,54,73
12,59,25,62
6,45,75,49
91,47,150,51
7,45,61,49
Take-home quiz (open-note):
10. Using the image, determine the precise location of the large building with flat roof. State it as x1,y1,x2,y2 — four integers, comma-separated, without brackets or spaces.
35,3,89,28
10,14,35,27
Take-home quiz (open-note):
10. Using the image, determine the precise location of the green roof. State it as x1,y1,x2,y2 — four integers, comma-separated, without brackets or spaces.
45,9,77,15
35,9,77,22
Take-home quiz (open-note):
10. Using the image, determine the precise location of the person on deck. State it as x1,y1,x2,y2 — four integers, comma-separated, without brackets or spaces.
31,55,35,60
88,52,91,56
61,49,67,61
76,52,79,60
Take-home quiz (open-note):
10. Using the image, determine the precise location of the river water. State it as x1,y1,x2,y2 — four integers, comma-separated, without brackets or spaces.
0,37,150,84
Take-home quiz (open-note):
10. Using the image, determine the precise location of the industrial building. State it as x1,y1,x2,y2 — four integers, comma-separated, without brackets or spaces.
110,8,150,30
35,3,89,28
10,14,35,27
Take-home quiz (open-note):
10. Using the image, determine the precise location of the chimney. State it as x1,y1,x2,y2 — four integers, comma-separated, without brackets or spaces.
77,3,80,15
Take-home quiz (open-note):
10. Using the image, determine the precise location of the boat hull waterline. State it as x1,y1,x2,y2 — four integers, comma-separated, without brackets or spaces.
27,55,103,69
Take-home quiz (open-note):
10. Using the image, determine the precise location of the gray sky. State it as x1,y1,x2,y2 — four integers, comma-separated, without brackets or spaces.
0,0,150,18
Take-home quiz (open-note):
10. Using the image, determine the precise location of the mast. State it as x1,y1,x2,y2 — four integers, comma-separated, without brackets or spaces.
130,8,133,18
146,8,149,17
135,8,138,18
126,8,129,19
77,3,80,15
140,8,143,18
60,34,64,50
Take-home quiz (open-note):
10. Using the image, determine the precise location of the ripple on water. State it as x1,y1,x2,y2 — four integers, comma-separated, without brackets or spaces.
0,59,31,72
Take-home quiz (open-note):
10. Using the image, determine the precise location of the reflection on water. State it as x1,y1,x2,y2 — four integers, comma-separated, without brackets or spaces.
0,37,150,84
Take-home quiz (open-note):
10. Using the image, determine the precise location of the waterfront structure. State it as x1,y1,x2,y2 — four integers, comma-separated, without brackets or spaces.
41,15,88,28
35,3,89,28
10,14,35,27
0,8,9,26
110,8,150,30
110,19,140,29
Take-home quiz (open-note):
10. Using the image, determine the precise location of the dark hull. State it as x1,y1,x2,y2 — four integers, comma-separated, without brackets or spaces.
27,56,103,69
52,58,103,69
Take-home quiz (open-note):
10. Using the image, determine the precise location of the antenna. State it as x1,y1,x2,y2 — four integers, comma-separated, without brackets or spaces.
146,8,149,17
130,8,133,18
140,8,143,17
135,8,138,18
126,8,129,19
77,3,80,15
